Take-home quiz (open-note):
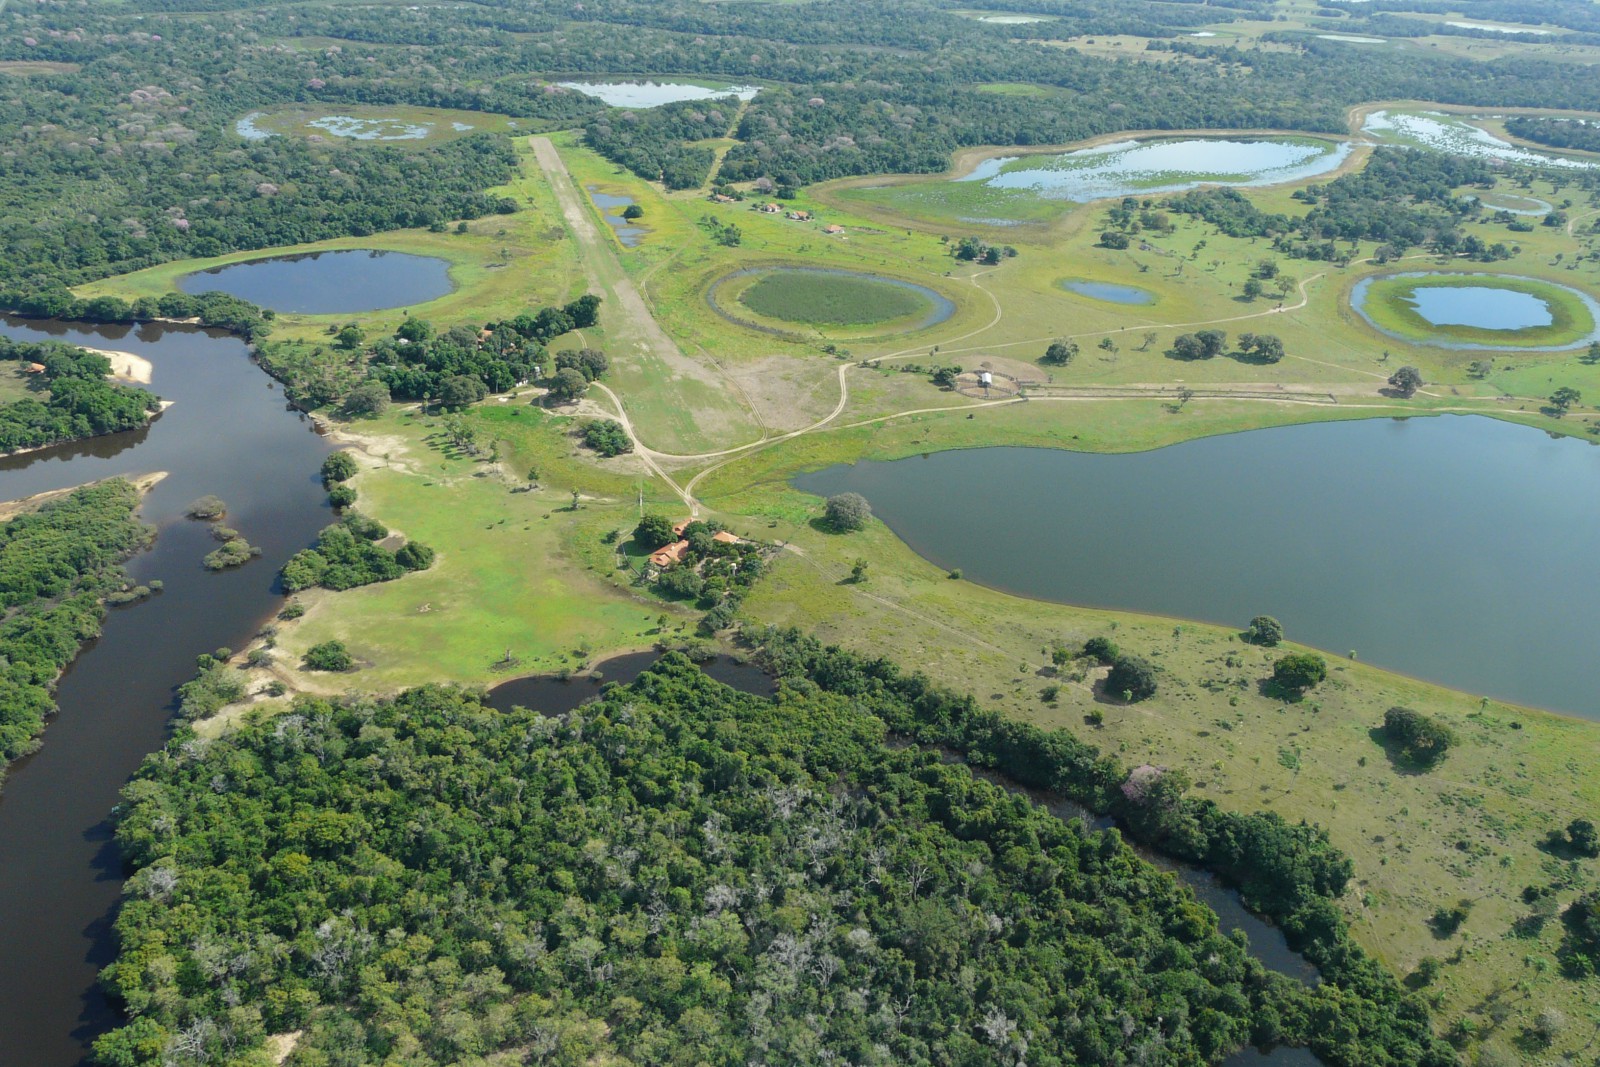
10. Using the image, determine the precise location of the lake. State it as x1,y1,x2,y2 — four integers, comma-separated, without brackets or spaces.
179,249,453,314
1407,285,1552,329
1351,272,1600,350
588,186,648,247
1061,278,1155,305
958,136,1352,203
796,415,1600,718
1362,109,1598,169
0,315,333,1066
557,79,759,108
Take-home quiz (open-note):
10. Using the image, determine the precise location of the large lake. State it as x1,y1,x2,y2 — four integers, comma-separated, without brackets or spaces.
180,249,453,314
958,136,1352,203
797,415,1600,717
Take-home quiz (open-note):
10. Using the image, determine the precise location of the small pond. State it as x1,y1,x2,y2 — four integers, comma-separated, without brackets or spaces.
1317,34,1386,43
588,185,648,248
179,249,453,314
1061,278,1155,305
557,79,759,108
956,136,1352,204
1351,272,1600,351
796,415,1600,718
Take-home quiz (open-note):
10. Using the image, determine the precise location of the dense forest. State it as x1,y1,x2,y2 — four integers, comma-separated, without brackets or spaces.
106,655,1340,1066
752,628,1457,1067
0,337,161,455
1504,116,1600,155
6,0,1600,281
0,479,152,780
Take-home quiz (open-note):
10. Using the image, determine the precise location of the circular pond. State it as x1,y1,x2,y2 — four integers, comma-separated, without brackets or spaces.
179,249,454,314
709,267,955,335
1350,272,1600,350
1060,278,1155,305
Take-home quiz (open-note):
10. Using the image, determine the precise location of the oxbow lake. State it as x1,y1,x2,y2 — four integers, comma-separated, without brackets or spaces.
179,249,454,314
797,415,1600,718
957,137,1352,203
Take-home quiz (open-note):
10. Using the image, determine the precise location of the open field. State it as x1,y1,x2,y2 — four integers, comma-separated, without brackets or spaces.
84,121,1600,1063
0,361,40,403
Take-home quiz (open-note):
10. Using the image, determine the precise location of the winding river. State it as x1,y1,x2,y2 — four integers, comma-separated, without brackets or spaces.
0,316,332,1066
0,313,1325,1064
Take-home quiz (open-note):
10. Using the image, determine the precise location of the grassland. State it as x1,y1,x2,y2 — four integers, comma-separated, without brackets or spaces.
736,269,930,325
0,361,40,403
1356,272,1598,349
75,118,1600,1063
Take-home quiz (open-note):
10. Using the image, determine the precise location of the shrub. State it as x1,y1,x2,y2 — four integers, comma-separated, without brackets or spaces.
1547,818,1600,859
1380,706,1455,768
582,419,632,457
185,495,227,521
1388,366,1423,397
1244,615,1283,646
302,640,354,672
327,485,357,509
823,492,871,532
656,567,704,600
1082,636,1119,664
202,539,258,570
1272,653,1327,694
321,452,358,486
395,542,436,571
1106,654,1157,701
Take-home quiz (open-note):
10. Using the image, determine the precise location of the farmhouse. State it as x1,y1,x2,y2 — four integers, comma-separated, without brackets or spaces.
823,224,846,235
649,540,691,569
757,202,781,213
785,210,813,221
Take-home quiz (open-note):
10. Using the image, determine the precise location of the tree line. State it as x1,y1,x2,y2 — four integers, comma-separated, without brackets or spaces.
0,479,152,782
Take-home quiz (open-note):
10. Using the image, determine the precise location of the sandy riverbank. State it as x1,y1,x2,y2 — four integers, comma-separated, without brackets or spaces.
81,347,154,384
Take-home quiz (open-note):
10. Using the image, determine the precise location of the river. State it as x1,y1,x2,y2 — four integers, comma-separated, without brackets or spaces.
0,316,332,1066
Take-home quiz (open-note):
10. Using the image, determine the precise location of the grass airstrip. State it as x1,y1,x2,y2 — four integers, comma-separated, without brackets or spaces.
83,110,1600,1062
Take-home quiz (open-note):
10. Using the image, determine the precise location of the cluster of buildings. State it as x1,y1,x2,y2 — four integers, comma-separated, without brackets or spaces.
648,520,745,570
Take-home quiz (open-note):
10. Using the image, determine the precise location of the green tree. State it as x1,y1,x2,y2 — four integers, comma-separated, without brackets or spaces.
1043,339,1078,365
320,452,357,486
1272,652,1327,694
823,492,871,532
1083,635,1119,664
1550,386,1581,415
1106,654,1158,701
1388,366,1423,397
1380,706,1455,768
438,375,488,410
1242,278,1263,300
850,558,868,583
622,203,644,220
634,514,677,550
1244,615,1283,647
548,367,589,403
341,379,390,417
302,640,354,672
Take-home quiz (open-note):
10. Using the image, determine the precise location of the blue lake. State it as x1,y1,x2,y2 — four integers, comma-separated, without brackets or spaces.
180,249,453,314
958,137,1352,203
1351,272,1600,350
1061,278,1155,305
797,415,1600,718
1406,285,1552,329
